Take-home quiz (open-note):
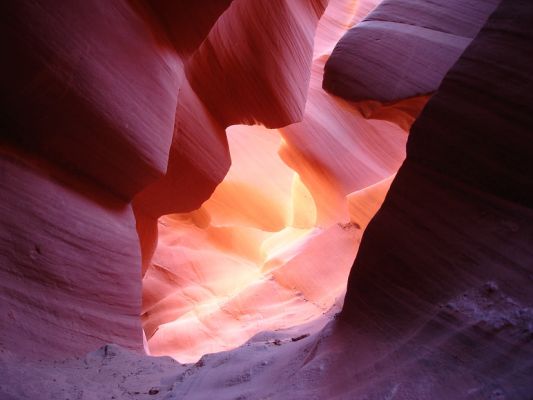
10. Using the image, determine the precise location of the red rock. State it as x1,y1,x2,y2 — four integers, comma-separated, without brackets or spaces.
312,0,381,58
336,0,533,396
186,0,328,128
0,0,181,200
344,0,533,337
138,0,431,361
133,210,159,276
132,79,231,275
0,146,143,359
1,0,532,397
279,57,410,225
323,0,500,101
142,0,233,55
133,81,230,219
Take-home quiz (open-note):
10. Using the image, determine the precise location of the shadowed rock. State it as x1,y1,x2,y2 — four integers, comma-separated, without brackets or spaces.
323,0,500,101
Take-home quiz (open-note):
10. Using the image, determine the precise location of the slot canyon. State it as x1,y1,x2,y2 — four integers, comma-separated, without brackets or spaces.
1,0,532,399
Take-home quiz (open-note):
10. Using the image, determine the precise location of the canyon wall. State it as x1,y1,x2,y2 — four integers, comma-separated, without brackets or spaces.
332,0,533,397
0,0,329,359
323,0,501,101
344,0,533,329
1,0,532,398
0,0,182,358
140,0,433,361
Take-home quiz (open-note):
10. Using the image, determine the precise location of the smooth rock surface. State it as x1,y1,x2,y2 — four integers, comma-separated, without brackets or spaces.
344,0,533,320
1,0,532,398
323,0,500,101
133,81,230,220
0,147,143,359
142,0,233,55
140,0,429,361
186,0,328,128
0,0,181,200
339,0,533,396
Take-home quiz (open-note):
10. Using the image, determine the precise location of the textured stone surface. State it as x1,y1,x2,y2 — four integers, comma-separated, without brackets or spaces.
0,0,337,362
279,56,415,225
0,0,181,200
186,0,328,128
0,0,185,359
132,0,331,276
143,0,233,55
1,0,533,398
323,0,500,101
140,0,426,361
313,0,381,58
133,81,230,219
0,147,143,359
338,0,533,396
344,0,533,317
141,125,361,361
406,2,533,207
3,280,532,399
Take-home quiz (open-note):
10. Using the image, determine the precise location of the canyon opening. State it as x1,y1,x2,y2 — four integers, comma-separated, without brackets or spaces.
139,0,419,362
1,0,532,399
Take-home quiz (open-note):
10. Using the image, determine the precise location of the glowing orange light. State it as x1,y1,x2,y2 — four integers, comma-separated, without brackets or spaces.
142,0,420,362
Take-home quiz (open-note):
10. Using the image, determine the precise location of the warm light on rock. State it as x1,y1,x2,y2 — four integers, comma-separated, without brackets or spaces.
141,0,421,362
2,0,532,398
142,125,355,361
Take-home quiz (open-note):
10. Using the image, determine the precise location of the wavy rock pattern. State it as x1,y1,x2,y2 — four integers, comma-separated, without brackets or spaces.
0,0,330,360
336,0,533,397
143,126,361,361
346,0,533,318
323,0,500,101
2,0,532,398
0,0,181,200
0,147,143,358
186,0,328,128
141,0,433,362
0,0,184,358
279,57,410,225
143,0,234,55
133,0,329,275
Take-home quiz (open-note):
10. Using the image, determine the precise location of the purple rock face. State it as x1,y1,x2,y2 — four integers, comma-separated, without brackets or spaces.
0,0,532,398
0,0,328,362
0,146,144,359
0,0,181,200
141,0,234,55
323,0,500,102
339,0,533,396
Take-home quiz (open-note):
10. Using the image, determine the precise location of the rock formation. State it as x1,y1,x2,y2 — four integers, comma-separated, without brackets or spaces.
0,0,333,360
1,0,532,398
338,0,533,397
140,0,428,361
323,0,501,101
0,0,183,357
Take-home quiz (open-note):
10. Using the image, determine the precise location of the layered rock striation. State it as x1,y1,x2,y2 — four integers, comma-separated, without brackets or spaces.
0,0,332,359
323,0,501,101
140,0,434,361
334,0,533,397
1,0,532,398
